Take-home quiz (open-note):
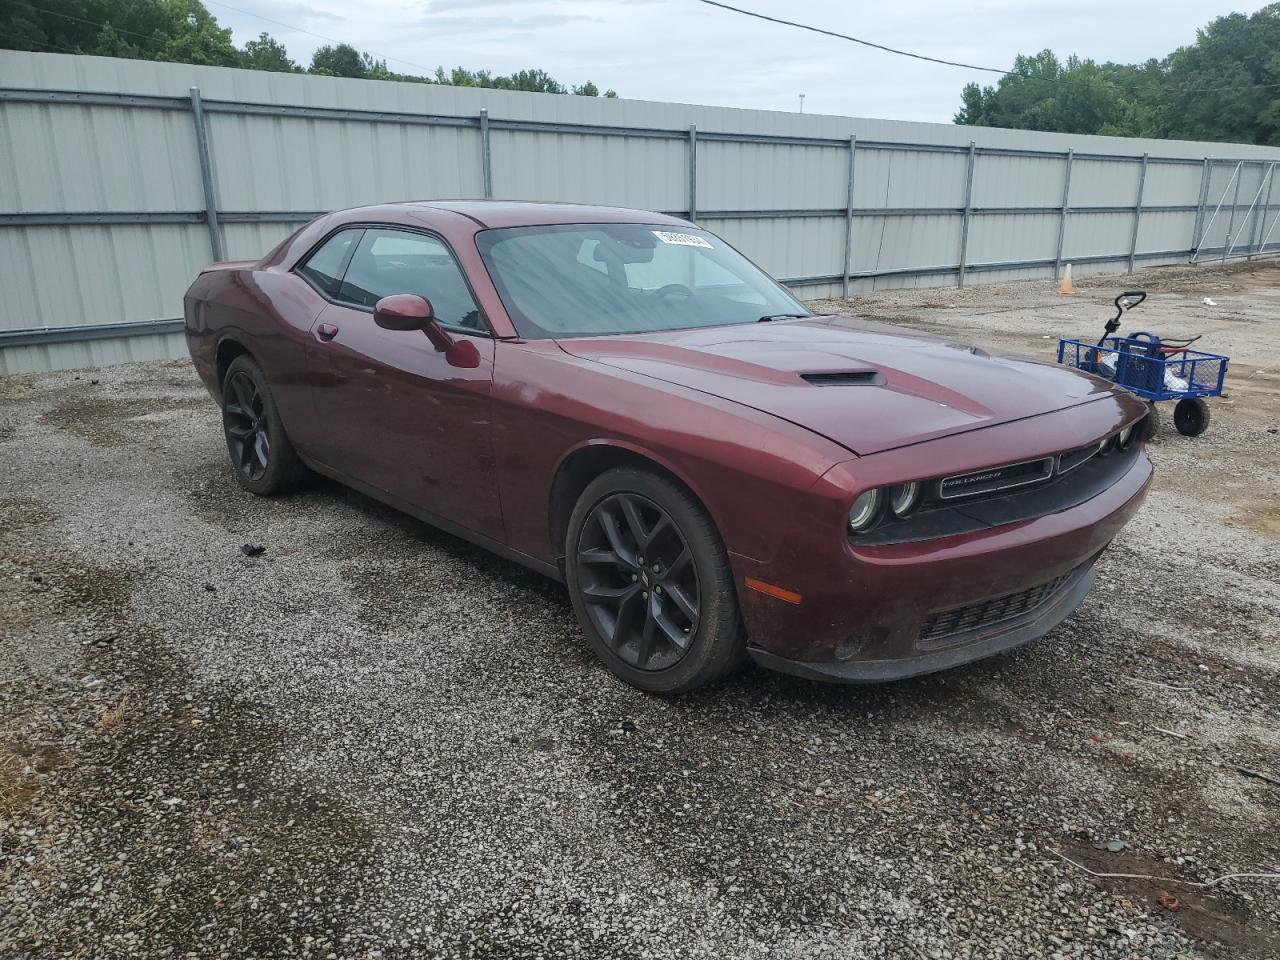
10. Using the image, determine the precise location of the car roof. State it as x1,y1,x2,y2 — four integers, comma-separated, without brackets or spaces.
336,200,692,230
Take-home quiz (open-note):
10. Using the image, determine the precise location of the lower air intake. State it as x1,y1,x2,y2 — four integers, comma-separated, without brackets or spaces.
920,566,1079,645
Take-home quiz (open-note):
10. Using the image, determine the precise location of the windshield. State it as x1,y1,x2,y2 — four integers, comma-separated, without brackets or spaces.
475,223,809,338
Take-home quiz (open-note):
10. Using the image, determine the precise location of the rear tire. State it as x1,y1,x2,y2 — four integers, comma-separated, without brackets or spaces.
565,467,745,694
1173,397,1210,437
221,355,308,495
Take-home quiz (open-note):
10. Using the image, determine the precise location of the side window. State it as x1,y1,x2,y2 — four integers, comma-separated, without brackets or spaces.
297,230,359,296
338,228,485,332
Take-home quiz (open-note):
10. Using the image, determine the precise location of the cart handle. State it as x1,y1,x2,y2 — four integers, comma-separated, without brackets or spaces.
1100,290,1147,344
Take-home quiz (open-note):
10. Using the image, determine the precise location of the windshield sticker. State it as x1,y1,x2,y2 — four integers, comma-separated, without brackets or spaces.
652,230,713,248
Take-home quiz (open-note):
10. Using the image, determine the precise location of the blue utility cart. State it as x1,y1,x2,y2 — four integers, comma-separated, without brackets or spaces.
1057,291,1229,437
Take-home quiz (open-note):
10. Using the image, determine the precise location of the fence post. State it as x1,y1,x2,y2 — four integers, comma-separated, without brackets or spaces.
1191,157,1211,256
842,134,857,299
956,140,976,288
479,108,493,199
1250,162,1273,258
687,123,698,222
1053,148,1073,280
188,87,224,262
1223,162,1243,262
1127,152,1148,274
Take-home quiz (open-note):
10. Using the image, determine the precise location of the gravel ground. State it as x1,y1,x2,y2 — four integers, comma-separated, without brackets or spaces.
2,260,1279,959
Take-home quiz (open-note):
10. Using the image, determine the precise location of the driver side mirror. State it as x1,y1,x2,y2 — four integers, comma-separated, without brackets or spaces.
372,293,479,368
374,293,435,331
374,294,452,351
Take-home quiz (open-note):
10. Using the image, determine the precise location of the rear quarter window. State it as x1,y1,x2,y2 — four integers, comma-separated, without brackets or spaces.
298,230,360,295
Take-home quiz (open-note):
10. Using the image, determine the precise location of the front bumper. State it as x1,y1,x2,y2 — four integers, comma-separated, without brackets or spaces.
733,443,1151,682
748,561,1096,682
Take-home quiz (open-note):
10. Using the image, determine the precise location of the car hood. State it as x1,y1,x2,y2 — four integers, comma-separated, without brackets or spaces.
555,314,1119,455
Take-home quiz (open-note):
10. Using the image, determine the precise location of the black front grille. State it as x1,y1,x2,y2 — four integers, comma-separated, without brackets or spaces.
921,567,1078,645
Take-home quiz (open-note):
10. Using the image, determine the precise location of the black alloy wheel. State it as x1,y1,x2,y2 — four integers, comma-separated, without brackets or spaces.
223,370,270,481
575,492,700,671
219,354,308,496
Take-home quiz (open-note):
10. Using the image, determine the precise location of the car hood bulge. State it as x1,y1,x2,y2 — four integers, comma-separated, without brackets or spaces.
556,314,1117,455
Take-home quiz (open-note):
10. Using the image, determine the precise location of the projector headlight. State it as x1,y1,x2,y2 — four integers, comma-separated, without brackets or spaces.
848,489,881,533
888,481,921,518
1118,424,1135,449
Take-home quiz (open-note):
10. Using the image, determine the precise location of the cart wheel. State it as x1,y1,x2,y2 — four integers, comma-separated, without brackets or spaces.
1173,397,1211,437
1144,402,1162,442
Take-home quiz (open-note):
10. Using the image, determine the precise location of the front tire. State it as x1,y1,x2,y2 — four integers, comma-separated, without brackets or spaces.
221,355,308,495
565,468,745,694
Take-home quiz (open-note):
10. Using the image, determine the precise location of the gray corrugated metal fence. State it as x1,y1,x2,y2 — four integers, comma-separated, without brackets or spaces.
3,50,1280,373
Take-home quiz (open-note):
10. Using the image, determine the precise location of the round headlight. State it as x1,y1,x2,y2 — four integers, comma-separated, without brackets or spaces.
888,481,921,518
1117,424,1134,449
848,488,881,532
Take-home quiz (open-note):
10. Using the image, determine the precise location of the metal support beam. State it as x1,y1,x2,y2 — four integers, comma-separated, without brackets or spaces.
1223,163,1244,263
956,140,976,289
189,87,224,262
1054,148,1073,279
687,124,698,222
842,135,856,299
1191,157,1211,255
1226,162,1273,261
479,108,493,199
1127,152,1148,273
0,318,185,348
1192,160,1240,264
1250,163,1275,258
1258,189,1280,255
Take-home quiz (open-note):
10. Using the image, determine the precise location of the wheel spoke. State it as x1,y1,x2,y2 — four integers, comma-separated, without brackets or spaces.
596,505,638,569
232,375,255,413
226,424,254,440
634,602,658,667
579,547,623,568
664,582,698,622
583,582,637,605
254,431,270,468
618,495,650,547
664,545,692,581
653,606,691,650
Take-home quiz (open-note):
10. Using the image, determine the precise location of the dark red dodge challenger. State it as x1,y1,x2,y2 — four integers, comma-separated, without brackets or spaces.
185,201,1152,693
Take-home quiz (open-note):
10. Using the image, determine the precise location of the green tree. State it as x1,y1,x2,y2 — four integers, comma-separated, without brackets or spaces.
0,1,621,97
241,32,298,73
1157,6,1280,145
309,43,375,79
956,5,1280,144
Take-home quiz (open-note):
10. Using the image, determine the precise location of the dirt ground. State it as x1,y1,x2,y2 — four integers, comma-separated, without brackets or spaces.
2,260,1278,960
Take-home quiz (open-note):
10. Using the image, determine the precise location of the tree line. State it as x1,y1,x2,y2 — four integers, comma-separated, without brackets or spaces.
1,0,619,97
955,4,1280,145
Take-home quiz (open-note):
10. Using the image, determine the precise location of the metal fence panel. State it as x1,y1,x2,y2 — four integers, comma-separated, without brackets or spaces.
3,49,1280,371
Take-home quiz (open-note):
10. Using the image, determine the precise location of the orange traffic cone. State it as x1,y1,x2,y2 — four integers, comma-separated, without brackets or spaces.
1058,263,1074,295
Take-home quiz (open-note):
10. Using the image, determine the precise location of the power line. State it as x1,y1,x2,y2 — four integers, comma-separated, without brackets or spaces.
697,0,1009,75
696,0,1280,96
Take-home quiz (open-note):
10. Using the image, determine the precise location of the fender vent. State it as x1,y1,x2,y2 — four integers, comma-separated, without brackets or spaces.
800,371,882,386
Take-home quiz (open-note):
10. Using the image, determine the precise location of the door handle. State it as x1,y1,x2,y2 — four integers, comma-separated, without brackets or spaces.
316,322,339,342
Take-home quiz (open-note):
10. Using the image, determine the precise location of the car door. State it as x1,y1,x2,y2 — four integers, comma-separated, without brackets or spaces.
302,225,503,541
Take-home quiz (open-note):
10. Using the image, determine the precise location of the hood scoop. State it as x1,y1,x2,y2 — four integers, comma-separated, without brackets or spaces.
799,370,884,386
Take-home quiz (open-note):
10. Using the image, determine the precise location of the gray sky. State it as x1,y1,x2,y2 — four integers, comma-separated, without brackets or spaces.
207,0,1273,123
